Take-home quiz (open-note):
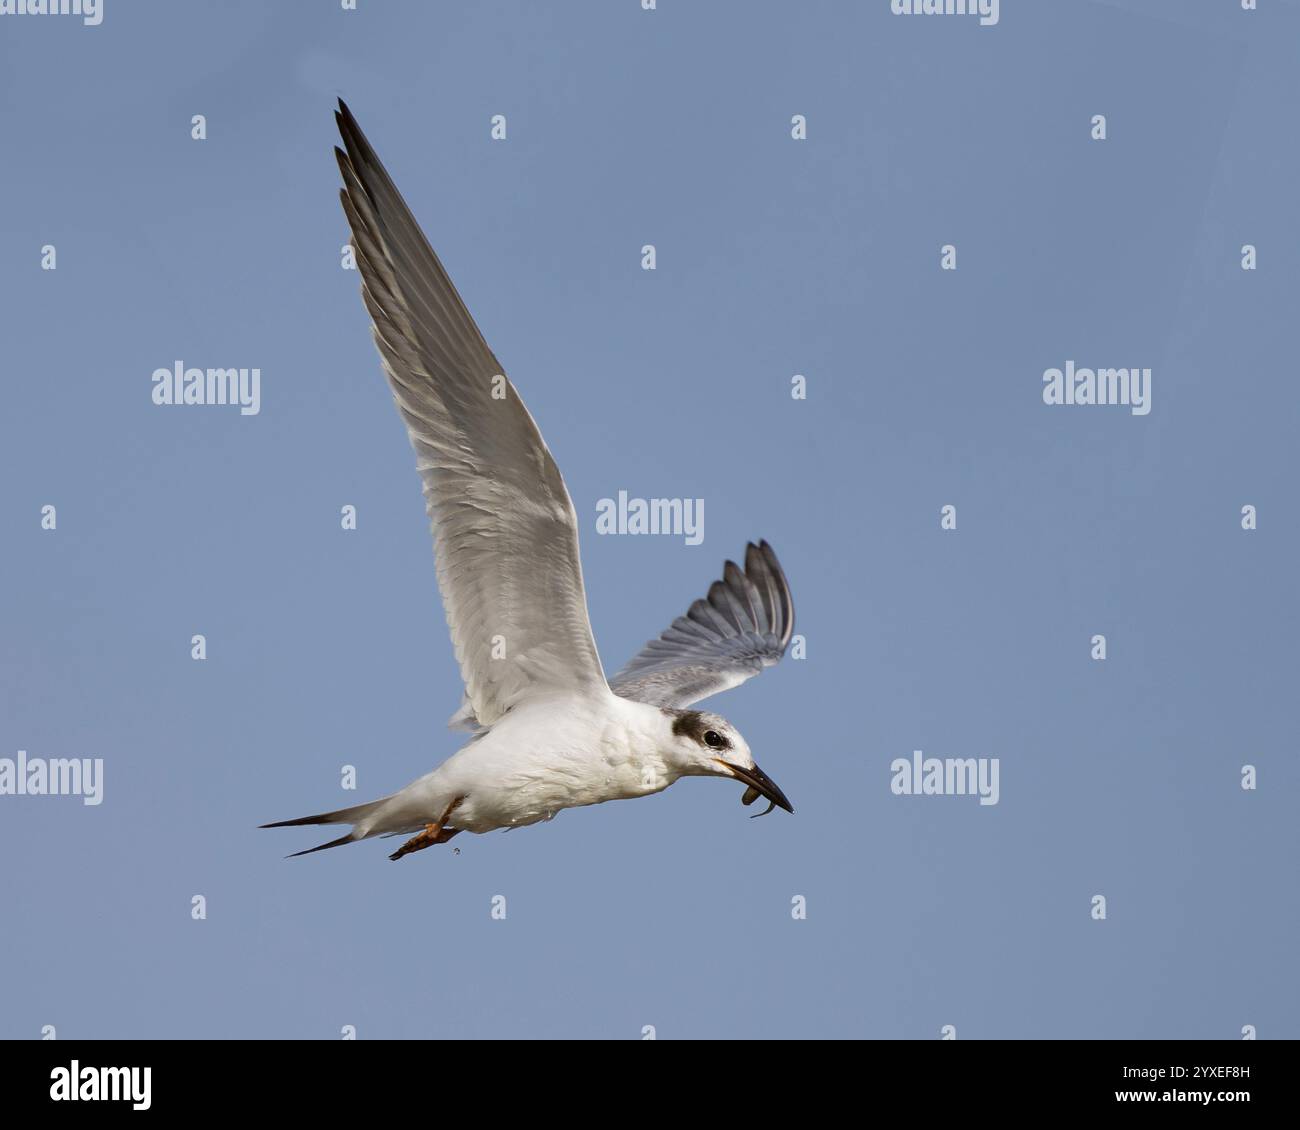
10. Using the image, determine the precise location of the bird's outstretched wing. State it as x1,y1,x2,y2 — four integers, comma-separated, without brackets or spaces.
608,541,794,709
335,100,608,729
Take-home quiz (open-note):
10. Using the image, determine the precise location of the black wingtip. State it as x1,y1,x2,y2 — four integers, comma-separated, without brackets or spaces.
333,145,352,182
260,812,332,829
335,99,365,147
286,833,355,859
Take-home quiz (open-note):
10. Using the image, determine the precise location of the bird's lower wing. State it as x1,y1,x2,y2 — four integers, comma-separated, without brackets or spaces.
335,101,608,728
608,541,794,709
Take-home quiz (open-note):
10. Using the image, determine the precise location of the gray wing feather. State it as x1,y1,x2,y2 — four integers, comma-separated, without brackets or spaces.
609,541,794,709
335,101,609,730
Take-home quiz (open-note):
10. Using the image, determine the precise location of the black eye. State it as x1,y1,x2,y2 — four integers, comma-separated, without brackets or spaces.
703,730,725,748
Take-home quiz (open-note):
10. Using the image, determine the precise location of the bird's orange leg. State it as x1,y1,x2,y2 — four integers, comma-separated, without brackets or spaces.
388,797,464,861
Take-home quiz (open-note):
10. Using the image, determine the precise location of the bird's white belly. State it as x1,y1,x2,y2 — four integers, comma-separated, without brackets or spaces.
413,699,677,835
450,751,667,833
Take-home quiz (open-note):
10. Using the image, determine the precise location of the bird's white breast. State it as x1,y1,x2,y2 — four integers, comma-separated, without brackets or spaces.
421,693,677,834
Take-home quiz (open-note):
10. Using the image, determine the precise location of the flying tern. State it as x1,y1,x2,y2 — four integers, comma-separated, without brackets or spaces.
263,101,797,860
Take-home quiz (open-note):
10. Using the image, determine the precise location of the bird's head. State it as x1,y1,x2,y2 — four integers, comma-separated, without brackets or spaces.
663,708,793,816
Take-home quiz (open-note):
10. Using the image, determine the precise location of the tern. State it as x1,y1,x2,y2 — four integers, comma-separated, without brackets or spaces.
262,101,797,861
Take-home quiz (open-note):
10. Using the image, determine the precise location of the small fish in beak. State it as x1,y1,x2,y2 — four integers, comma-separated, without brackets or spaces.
720,759,793,818
741,785,776,818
